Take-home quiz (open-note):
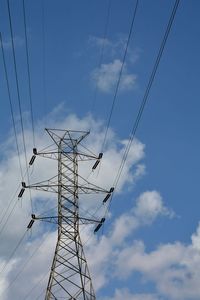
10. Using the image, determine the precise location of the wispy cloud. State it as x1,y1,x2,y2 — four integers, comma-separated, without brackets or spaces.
89,36,112,49
89,35,141,64
92,59,137,93
102,288,160,300
89,35,139,93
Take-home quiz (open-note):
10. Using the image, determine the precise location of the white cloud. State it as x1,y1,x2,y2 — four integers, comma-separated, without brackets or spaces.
83,217,200,300
115,223,200,300
2,231,56,300
2,110,197,300
110,191,172,246
191,222,200,250
92,59,137,93
134,191,175,224
0,111,146,299
84,190,172,293
89,35,139,93
89,35,141,65
101,288,159,300
89,36,112,49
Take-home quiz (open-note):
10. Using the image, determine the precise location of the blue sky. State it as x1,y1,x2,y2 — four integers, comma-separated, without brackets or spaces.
0,1,200,299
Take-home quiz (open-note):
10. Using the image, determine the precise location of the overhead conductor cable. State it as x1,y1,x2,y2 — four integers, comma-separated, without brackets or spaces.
101,0,139,152
22,0,36,147
104,0,181,220
7,0,34,213
0,32,23,180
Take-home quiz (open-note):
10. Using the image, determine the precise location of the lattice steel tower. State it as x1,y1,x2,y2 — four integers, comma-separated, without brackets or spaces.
23,129,113,300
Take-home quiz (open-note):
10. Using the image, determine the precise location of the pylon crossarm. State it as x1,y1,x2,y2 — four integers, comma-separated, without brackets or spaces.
30,213,101,227
33,216,58,225
26,184,58,194
23,175,58,193
78,216,101,225
76,152,99,161
63,215,101,225
59,184,109,194
34,149,100,162
24,181,110,195
77,185,110,194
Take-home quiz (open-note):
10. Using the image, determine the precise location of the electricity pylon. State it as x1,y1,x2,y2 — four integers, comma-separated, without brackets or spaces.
22,129,114,300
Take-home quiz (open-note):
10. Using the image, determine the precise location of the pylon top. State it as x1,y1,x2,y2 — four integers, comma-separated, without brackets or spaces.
45,128,90,149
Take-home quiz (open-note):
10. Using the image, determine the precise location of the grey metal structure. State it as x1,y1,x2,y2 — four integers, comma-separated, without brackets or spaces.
24,129,112,300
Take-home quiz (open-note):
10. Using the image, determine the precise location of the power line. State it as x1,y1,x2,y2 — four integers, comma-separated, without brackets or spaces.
6,0,33,213
35,288,46,300
90,0,112,117
22,0,36,147
0,24,34,236
41,0,47,123
0,183,20,228
101,0,139,152
106,0,181,214
0,229,27,275
6,0,28,170
22,270,49,300
24,129,109,299
5,220,97,298
0,32,23,180
0,200,21,238
0,168,30,239
21,222,97,300
2,233,48,294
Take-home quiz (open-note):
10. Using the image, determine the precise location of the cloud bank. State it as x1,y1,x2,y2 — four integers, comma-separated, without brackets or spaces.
0,112,145,299
0,111,199,300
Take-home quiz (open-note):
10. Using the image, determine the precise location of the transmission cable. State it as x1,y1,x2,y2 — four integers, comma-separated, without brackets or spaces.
0,182,20,228
105,0,181,217
2,233,48,295
0,32,23,180
90,0,112,117
101,0,139,152
22,0,36,147
0,229,28,275
22,270,49,300
35,288,46,300
41,0,47,123
0,167,32,239
7,0,33,212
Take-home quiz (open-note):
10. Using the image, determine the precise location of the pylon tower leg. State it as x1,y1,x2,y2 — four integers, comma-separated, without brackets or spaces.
45,133,95,300
24,129,112,299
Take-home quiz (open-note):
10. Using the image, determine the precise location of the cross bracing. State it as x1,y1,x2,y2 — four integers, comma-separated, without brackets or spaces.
23,129,113,300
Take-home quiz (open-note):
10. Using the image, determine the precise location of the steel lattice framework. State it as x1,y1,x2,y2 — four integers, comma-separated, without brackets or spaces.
23,129,113,300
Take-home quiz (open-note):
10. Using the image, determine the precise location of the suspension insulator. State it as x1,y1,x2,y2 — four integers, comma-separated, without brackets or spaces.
29,155,36,165
103,193,111,203
18,188,25,198
27,219,35,229
94,218,105,233
22,182,26,188
103,187,114,203
92,153,103,170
